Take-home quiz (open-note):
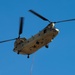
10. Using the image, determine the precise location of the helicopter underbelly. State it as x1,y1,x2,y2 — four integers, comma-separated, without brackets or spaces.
15,28,59,55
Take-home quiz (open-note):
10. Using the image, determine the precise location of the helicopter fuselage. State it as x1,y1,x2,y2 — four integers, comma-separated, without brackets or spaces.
13,23,59,55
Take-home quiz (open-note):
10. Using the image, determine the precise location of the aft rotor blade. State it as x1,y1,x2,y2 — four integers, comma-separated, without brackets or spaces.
19,17,24,37
0,38,17,43
29,10,50,22
54,18,75,23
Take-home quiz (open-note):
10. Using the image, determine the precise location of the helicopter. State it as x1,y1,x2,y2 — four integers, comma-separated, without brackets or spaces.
0,9,75,58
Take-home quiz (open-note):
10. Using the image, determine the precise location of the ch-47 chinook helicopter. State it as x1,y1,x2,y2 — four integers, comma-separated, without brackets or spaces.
0,9,75,58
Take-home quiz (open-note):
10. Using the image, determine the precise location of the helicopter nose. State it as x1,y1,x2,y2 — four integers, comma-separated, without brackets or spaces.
55,28,60,32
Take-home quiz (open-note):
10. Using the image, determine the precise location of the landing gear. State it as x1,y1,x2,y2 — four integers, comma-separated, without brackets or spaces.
45,45,49,48
17,51,20,54
17,50,21,54
27,54,30,58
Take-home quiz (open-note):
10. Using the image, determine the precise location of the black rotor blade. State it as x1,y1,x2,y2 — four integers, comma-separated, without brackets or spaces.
19,17,24,37
54,18,75,23
0,38,17,43
29,10,50,22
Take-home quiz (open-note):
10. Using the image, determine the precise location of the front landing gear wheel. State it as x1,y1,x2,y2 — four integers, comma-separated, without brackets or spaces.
27,54,30,58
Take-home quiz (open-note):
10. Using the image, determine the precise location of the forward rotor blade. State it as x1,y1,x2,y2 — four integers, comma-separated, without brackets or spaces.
0,38,17,43
29,10,50,22
19,17,24,37
54,18,75,23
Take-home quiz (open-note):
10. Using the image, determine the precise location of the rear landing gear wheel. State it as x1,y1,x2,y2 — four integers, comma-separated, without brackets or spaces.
17,50,21,54
27,54,30,58
45,45,49,48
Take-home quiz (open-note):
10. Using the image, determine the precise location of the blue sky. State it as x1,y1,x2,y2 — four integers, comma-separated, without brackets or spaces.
0,0,75,75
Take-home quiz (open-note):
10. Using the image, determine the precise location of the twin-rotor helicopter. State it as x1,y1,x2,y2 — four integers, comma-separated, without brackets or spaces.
0,9,75,58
